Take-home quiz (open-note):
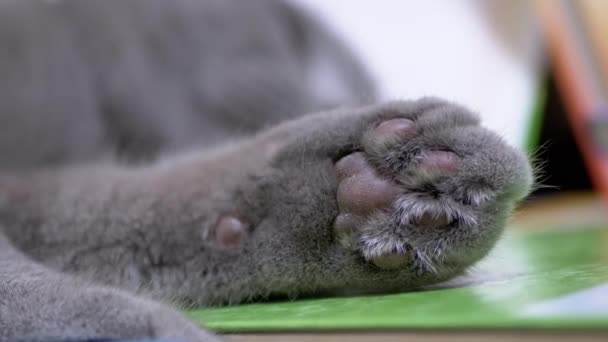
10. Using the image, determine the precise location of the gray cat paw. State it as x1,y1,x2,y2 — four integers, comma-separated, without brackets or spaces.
332,100,532,275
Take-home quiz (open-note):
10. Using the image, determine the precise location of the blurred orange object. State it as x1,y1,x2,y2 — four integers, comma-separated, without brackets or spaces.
535,0,608,204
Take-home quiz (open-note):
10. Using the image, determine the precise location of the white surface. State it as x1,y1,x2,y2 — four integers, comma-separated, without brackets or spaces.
291,0,541,148
524,283,608,316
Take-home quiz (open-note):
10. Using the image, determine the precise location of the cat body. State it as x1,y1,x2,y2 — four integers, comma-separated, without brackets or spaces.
0,1,532,341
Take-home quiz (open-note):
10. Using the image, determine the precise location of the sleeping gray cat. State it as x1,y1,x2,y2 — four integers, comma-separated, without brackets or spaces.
0,0,533,341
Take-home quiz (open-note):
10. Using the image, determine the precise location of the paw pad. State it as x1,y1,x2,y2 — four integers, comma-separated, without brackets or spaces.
371,252,411,270
214,216,246,249
417,151,459,172
373,118,416,138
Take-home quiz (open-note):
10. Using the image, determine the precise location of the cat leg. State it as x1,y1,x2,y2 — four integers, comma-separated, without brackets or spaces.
224,97,533,297
1,98,532,307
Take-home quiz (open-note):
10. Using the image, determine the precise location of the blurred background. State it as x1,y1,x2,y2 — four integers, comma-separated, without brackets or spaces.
287,0,608,226
294,0,541,150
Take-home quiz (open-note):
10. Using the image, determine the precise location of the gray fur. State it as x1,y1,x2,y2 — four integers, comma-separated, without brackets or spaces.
0,0,532,341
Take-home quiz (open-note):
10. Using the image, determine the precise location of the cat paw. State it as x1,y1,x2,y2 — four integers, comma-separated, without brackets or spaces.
332,100,532,275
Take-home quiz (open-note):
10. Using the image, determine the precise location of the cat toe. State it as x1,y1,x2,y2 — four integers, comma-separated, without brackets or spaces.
336,153,396,215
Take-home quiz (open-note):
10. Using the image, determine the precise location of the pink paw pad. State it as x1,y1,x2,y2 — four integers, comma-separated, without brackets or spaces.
418,151,459,172
214,216,246,249
335,153,397,216
371,253,411,270
374,118,416,138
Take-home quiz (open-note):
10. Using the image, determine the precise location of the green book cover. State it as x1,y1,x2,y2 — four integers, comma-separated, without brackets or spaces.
189,226,608,332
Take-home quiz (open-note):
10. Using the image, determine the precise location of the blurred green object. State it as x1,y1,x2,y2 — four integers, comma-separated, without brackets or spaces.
524,79,548,154
188,227,608,332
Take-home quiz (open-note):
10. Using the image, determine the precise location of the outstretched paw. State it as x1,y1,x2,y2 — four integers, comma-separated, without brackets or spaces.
333,101,532,277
